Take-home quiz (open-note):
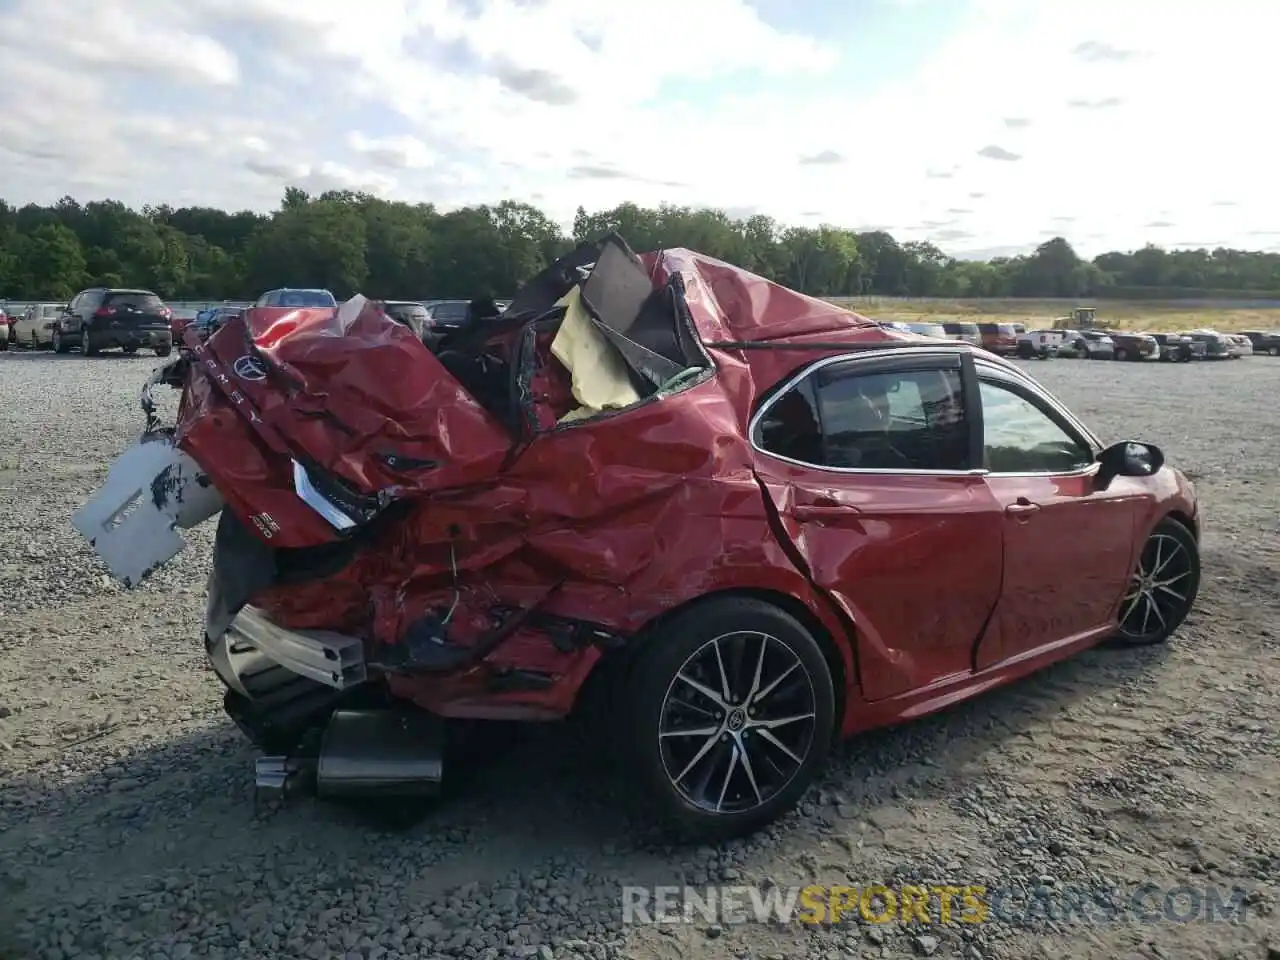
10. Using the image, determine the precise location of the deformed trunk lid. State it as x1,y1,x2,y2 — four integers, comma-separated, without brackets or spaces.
176,295,514,547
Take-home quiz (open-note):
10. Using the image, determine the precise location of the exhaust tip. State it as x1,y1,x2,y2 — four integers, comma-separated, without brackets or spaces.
315,709,446,799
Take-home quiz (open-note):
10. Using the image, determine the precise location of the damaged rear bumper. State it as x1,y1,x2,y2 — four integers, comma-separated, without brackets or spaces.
206,605,368,698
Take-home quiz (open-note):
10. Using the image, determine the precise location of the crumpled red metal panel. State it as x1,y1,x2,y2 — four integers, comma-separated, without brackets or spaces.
177,248,891,717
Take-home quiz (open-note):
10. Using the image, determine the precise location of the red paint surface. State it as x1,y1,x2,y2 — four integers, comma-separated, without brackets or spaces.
172,247,1198,734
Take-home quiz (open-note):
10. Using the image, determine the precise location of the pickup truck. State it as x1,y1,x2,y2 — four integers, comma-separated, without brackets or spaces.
1015,328,1063,359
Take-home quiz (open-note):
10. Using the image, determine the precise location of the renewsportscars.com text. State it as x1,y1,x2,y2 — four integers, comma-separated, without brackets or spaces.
621,883,1253,927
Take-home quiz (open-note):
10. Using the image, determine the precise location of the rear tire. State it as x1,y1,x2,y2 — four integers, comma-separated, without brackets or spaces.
626,596,836,842
155,345,172,358
81,328,98,356
1109,517,1200,647
53,329,70,354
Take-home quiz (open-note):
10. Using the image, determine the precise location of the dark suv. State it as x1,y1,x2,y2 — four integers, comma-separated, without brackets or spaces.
1241,330,1280,356
53,288,173,357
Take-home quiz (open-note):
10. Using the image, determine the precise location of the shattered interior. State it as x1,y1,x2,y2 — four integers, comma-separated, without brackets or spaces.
157,234,913,727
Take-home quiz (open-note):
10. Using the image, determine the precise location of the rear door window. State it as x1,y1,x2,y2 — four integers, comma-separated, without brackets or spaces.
754,362,970,472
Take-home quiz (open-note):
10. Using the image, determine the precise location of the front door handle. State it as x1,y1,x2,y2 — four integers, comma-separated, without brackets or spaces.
1005,497,1040,518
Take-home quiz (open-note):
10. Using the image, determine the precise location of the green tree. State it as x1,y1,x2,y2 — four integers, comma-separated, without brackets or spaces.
15,223,86,299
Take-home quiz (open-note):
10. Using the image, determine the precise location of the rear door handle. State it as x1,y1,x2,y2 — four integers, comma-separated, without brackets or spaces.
1005,497,1040,518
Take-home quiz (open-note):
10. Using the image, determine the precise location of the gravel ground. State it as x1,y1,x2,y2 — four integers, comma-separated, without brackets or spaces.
1,350,1277,960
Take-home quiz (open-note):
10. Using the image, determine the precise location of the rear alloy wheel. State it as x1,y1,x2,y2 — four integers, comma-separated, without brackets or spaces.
628,597,835,841
81,328,98,356
1111,518,1200,646
1115,347,1128,361
1269,346,1279,357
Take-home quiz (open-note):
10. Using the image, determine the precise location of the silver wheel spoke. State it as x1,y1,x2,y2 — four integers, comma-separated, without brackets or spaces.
1153,541,1180,577
756,728,803,764
746,635,768,702
715,743,740,812
1149,538,1163,579
1154,571,1189,588
660,726,719,739
712,640,732,703
735,735,763,805
1147,593,1167,627
751,661,799,706
677,672,726,709
1155,584,1186,603
1120,587,1144,623
749,711,815,731
1139,592,1153,634
674,732,722,783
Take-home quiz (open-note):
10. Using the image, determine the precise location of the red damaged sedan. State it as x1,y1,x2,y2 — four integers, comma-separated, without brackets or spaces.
73,235,1201,840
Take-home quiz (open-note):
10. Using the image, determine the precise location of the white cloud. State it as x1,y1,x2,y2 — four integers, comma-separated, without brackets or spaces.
0,0,1273,256
348,132,437,171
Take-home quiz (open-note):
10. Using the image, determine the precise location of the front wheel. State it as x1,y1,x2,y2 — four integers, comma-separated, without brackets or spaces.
1110,517,1200,647
626,596,836,841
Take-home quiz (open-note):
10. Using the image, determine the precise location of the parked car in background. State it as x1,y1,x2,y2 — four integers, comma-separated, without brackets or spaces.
875,320,911,333
1015,328,1063,359
904,322,949,339
254,288,338,308
1059,330,1116,360
380,300,432,341
11,303,61,349
73,234,1203,841
187,307,243,342
1183,331,1232,359
423,299,472,335
52,288,173,356
1225,334,1252,358
1148,333,1201,362
940,321,981,346
1110,332,1160,362
1240,330,1280,356
976,322,1018,356
0,307,11,350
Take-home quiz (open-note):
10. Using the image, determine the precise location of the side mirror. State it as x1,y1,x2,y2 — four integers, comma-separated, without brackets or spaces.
1094,440,1164,490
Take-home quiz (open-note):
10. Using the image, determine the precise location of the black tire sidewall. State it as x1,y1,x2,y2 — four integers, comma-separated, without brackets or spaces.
626,597,836,841
1110,517,1201,647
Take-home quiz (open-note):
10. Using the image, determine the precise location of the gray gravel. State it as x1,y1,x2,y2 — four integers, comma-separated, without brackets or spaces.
1,350,1278,960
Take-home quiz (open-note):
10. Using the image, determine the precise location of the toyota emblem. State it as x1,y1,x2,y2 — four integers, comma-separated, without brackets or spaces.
232,355,268,381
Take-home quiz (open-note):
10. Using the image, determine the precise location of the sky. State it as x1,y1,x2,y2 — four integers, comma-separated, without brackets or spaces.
0,0,1273,259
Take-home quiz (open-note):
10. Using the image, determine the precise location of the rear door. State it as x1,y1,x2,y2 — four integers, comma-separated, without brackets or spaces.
752,348,1005,700
973,361,1146,668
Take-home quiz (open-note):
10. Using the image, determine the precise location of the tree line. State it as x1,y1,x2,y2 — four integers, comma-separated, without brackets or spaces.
2,188,1278,303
